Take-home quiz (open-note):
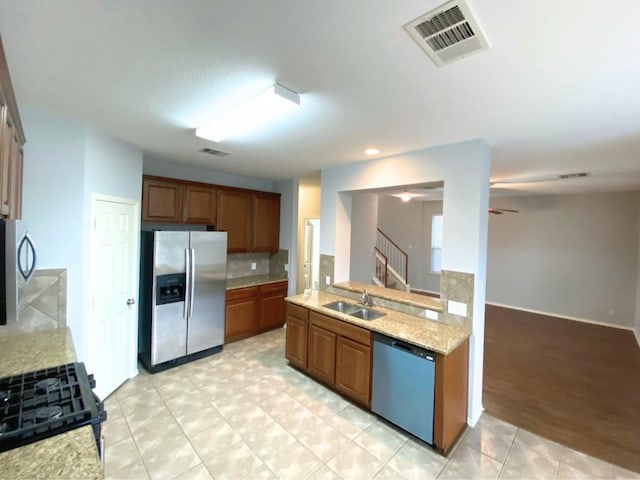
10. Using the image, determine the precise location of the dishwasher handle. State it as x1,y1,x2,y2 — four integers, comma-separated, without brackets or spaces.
376,333,434,361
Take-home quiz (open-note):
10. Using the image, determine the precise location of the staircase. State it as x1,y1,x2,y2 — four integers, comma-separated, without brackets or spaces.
374,229,410,292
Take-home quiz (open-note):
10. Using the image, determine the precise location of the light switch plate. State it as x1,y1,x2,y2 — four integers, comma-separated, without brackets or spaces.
251,262,257,270
325,276,331,285
448,300,467,317
284,263,288,272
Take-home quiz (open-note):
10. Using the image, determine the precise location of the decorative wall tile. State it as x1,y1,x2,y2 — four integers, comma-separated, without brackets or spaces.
269,250,289,279
319,255,335,291
226,253,270,278
439,270,474,329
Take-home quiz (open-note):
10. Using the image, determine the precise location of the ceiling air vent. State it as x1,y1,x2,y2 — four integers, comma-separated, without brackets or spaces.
558,172,589,180
199,147,229,157
404,0,489,67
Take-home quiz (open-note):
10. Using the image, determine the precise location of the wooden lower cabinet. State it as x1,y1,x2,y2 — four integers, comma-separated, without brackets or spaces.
284,301,469,455
307,324,336,385
285,304,308,370
224,287,258,343
258,281,288,330
291,309,372,408
335,336,371,407
225,281,288,344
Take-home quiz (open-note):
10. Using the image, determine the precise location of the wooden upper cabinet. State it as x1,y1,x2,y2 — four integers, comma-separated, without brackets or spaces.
0,106,13,216
0,36,26,220
252,192,281,252
218,189,251,253
142,177,184,223
183,185,217,225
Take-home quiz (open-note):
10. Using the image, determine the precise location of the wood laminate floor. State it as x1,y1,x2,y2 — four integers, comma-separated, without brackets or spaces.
483,304,640,473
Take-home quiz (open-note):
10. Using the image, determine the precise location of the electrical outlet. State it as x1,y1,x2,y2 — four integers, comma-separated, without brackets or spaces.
284,263,288,272
251,262,256,270
448,300,467,317
424,309,438,320
325,276,331,285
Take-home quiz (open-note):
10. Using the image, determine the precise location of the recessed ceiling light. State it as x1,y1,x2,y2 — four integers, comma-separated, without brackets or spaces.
365,147,380,156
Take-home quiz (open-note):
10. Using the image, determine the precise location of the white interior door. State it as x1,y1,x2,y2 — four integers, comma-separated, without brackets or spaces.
89,195,139,399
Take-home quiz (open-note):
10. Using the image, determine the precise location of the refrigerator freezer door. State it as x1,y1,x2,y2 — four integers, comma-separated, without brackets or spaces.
154,231,189,275
151,231,189,364
152,302,188,364
187,231,227,354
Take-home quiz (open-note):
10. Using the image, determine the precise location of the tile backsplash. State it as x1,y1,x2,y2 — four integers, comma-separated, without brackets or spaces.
0,269,67,336
227,250,289,279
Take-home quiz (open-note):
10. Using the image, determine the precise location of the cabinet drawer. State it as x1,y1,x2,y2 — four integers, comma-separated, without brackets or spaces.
259,281,288,295
287,303,309,322
226,286,258,302
309,311,371,346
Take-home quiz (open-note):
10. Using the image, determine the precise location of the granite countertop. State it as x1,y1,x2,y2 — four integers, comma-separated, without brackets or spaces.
332,280,443,312
0,328,104,479
286,290,470,355
226,274,288,290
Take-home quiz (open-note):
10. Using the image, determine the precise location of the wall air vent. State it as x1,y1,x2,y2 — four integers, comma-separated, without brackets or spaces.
199,147,229,157
404,0,489,67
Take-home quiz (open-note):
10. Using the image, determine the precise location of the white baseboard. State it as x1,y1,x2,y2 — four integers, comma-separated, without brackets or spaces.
486,301,636,332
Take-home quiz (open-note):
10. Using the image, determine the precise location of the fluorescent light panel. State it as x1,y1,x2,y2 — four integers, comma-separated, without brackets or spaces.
196,83,300,142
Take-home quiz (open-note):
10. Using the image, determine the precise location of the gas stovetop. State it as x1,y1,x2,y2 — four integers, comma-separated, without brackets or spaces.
0,362,106,453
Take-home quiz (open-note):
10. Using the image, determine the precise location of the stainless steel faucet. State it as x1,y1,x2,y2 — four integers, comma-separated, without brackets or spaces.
361,288,370,306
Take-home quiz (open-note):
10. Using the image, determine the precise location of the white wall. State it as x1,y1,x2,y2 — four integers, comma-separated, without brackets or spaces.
349,193,378,284
320,140,491,425
22,108,87,349
274,178,296,296
636,198,640,345
143,156,274,192
21,108,144,365
487,192,639,329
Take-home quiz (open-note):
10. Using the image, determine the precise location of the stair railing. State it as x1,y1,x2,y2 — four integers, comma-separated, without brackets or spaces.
374,247,388,287
376,228,408,285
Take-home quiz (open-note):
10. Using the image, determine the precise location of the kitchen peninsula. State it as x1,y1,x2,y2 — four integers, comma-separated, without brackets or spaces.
285,281,471,455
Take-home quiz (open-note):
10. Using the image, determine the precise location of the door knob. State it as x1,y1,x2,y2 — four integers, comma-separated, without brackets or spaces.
127,298,136,306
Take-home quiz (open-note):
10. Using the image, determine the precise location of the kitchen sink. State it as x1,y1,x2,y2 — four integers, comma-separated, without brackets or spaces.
323,300,360,314
323,301,386,321
349,307,385,321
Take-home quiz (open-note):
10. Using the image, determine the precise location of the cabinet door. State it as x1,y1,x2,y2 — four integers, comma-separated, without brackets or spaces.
0,105,13,217
259,282,288,331
335,336,372,407
8,131,22,219
224,288,258,343
252,193,280,252
218,189,251,253
183,185,217,225
307,324,336,386
142,177,183,223
286,314,308,370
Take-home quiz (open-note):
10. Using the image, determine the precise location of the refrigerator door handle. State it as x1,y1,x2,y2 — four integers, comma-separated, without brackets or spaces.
18,234,37,281
189,248,195,318
184,248,191,320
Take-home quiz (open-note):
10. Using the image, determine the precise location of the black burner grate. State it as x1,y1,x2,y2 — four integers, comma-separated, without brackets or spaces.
0,362,106,452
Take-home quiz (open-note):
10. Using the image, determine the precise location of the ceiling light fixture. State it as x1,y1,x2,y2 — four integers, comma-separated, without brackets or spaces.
400,192,412,202
195,83,301,142
365,147,380,156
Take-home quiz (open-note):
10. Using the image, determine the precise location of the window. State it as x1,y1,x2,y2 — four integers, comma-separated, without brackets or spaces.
431,214,443,273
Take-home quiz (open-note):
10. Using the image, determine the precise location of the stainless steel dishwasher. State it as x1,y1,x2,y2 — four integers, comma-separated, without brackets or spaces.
371,333,435,445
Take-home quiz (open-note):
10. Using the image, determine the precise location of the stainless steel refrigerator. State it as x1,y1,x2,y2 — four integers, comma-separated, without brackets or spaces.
138,230,227,372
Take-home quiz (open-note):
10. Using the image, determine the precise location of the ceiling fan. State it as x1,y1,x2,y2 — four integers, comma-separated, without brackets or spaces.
488,207,519,215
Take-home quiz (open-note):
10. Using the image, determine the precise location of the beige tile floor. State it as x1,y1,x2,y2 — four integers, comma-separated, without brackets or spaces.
103,328,640,480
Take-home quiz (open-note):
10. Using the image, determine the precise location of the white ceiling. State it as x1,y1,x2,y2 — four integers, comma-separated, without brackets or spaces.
1,0,640,195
